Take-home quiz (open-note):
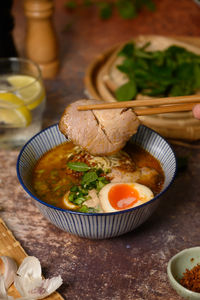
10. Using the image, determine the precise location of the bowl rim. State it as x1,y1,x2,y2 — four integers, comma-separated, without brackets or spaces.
167,246,200,296
16,123,177,216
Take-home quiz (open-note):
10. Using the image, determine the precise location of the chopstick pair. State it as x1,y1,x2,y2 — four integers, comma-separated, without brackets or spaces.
77,94,200,116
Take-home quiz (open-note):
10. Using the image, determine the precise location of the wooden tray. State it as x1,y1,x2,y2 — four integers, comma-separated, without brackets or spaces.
84,35,200,144
0,217,64,300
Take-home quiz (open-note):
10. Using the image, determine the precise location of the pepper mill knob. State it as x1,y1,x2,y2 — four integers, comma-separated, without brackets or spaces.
24,0,59,78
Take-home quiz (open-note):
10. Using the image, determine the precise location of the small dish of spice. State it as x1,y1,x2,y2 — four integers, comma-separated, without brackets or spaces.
167,247,200,300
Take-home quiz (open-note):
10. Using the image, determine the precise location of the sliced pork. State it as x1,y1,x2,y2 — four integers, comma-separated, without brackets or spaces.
59,99,140,156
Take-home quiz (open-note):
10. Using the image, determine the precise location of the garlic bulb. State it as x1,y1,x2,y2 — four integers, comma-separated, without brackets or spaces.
0,256,17,289
14,256,63,300
16,257,41,280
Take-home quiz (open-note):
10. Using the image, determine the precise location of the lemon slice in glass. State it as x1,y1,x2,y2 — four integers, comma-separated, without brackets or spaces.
0,93,32,127
7,75,45,110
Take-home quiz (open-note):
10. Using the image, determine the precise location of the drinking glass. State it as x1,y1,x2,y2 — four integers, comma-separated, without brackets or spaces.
0,58,46,149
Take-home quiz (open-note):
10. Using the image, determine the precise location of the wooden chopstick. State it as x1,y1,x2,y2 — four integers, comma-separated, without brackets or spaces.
134,103,196,116
77,94,200,115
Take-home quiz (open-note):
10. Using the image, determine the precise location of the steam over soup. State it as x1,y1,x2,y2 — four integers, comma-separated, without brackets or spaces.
32,141,164,213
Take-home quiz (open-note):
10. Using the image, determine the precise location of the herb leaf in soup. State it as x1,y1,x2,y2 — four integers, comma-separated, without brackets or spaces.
81,171,98,185
79,205,98,213
67,162,91,172
67,167,109,212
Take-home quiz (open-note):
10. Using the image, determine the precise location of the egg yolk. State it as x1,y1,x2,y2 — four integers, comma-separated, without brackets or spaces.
108,184,139,210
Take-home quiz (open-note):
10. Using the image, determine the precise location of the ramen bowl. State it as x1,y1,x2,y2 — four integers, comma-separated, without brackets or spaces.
17,124,176,239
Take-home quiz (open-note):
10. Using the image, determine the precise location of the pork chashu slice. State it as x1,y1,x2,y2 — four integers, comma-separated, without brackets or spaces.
59,99,140,156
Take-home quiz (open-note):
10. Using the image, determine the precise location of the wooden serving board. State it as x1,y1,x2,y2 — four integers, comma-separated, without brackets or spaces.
0,217,64,300
85,35,200,101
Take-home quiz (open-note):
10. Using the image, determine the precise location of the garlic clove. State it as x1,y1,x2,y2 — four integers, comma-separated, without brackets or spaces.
0,276,7,298
18,276,63,300
14,256,63,300
14,276,42,299
16,257,41,280
0,276,14,300
0,256,18,289
15,275,63,300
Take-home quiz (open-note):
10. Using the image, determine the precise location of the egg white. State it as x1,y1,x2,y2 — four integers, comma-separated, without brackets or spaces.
99,182,154,213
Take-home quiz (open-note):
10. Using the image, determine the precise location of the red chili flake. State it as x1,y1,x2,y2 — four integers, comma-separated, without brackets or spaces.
180,264,200,293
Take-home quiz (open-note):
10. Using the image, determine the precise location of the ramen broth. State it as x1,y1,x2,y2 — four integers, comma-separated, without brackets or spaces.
32,141,164,212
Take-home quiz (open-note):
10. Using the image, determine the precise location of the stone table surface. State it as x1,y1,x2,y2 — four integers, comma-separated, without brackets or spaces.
0,0,200,299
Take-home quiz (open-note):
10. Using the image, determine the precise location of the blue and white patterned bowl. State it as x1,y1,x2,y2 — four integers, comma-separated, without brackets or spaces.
17,124,176,239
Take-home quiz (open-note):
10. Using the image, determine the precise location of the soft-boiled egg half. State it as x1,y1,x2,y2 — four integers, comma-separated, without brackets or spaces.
99,182,154,213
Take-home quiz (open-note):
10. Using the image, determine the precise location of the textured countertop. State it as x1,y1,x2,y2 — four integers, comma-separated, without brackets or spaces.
1,0,200,299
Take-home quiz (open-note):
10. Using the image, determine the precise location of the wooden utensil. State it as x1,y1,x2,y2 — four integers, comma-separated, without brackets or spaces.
77,94,200,116
24,0,59,79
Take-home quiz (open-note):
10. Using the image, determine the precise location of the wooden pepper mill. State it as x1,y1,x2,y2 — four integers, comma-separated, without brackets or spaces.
24,0,59,79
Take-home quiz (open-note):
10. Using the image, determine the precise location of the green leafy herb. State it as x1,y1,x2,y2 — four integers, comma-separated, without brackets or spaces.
116,0,137,19
115,80,137,101
98,2,113,19
64,0,156,20
53,185,62,192
74,197,86,205
36,169,45,174
96,179,107,192
118,43,134,57
194,64,200,89
65,0,77,9
50,169,59,179
79,205,98,213
115,42,200,100
141,0,155,11
83,0,92,6
67,162,91,172
81,171,98,185
67,166,110,212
